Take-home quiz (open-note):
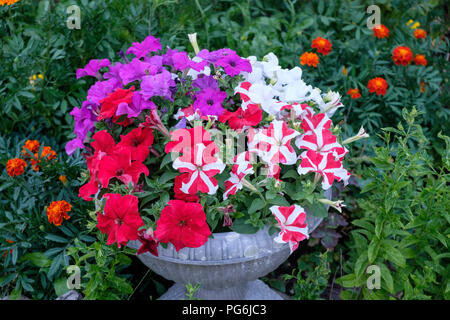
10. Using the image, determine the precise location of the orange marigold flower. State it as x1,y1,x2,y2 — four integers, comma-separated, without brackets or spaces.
420,81,426,93
59,175,68,184
392,46,413,66
311,37,332,56
367,77,388,96
347,88,361,99
372,24,389,39
31,146,57,171
22,139,40,157
46,200,72,226
6,158,27,177
342,67,348,76
414,29,427,39
413,54,427,66
0,0,20,6
299,52,319,68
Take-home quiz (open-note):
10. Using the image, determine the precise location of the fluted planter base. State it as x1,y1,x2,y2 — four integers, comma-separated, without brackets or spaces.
160,279,284,300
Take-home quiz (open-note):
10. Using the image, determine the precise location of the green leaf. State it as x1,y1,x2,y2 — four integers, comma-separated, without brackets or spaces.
231,218,259,234
336,273,358,288
45,234,69,243
248,198,265,214
54,277,70,297
158,171,178,184
368,239,380,263
385,247,406,268
379,263,394,294
304,202,328,218
20,252,51,267
159,153,173,169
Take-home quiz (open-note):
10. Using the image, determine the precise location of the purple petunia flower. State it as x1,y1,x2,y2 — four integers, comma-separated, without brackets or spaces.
103,62,125,83
116,91,156,118
193,88,226,116
140,69,176,101
215,53,252,77
119,58,154,85
192,75,218,91
126,35,162,59
87,78,121,105
76,59,111,79
65,101,98,155
163,48,207,72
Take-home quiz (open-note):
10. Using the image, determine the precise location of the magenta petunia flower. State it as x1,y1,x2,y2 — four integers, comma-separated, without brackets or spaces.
193,88,226,116
163,48,207,72
65,100,98,155
118,58,153,85
87,78,121,105
216,53,252,77
76,59,111,79
140,69,176,101
192,75,218,91
126,35,161,59
116,91,156,118
103,62,125,83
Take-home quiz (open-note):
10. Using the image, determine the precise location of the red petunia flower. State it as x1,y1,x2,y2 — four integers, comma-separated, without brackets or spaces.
311,37,332,56
97,148,149,188
97,193,144,247
347,88,361,99
392,46,413,66
137,229,159,256
173,174,200,202
413,54,427,66
372,24,389,39
117,127,154,162
154,200,212,252
414,29,427,39
367,77,388,96
219,104,262,131
299,52,319,68
98,86,135,120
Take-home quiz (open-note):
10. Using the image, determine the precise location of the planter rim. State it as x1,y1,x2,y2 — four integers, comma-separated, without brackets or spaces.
128,226,289,266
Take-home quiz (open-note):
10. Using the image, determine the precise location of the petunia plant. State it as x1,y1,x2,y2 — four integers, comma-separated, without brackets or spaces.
68,34,368,256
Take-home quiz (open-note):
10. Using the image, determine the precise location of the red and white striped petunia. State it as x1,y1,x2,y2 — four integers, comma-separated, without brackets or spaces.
223,173,243,200
300,112,332,133
248,120,300,165
172,143,225,195
223,151,255,200
234,81,252,110
231,151,255,177
297,150,351,190
270,205,309,253
295,124,348,161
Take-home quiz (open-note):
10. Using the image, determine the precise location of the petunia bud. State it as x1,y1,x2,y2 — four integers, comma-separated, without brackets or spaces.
188,33,200,55
318,199,346,213
342,126,370,145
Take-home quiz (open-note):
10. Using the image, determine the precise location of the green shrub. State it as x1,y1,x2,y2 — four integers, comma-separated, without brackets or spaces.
0,134,94,299
337,107,450,299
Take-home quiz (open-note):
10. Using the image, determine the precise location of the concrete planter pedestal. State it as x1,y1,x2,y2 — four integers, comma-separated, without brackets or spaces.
128,192,330,300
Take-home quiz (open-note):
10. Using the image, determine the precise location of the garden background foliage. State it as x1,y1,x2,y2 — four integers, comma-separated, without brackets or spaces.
1,0,448,300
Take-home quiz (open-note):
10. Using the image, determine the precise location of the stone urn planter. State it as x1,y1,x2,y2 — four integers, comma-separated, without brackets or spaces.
128,189,332,300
